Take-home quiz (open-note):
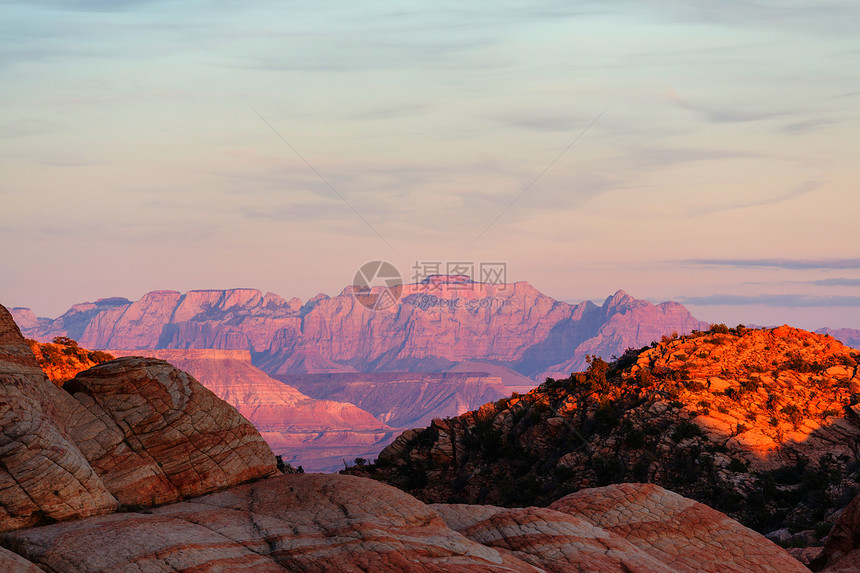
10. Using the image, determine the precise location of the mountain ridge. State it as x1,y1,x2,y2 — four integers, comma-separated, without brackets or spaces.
11,283,711,381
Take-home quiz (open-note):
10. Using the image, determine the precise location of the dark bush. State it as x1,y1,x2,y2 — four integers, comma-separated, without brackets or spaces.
671,421,703,442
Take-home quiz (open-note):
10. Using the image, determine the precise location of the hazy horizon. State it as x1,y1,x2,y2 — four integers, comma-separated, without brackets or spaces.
2,1,858,330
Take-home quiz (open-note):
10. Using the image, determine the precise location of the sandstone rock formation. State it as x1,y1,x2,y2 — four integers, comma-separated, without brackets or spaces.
361,325,860,542
108,349,396,472
276,371,510,428
0,548,42,573
549,483,808,573
817,491,860,571
0,303,277,530
0,474,809,573
13,284,708,380
1,303,811,571
66,356,278,506
0,305,118,531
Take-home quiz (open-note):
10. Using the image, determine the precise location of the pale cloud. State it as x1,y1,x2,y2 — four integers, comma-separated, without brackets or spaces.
684,258,860,270
678,294,860,307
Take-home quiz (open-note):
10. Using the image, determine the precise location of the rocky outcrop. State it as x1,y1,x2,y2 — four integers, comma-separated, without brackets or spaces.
433,503,679,572
0,303,810,571
817,492,860,571
26,337,113,385
66,357,278,506
0,474,810,573
0,548,42,573
276,371,510,428
16,284,709,380
0,305,118,531
549,483,807,573
361,325,860,542
108,349,396,473
0,303,277,531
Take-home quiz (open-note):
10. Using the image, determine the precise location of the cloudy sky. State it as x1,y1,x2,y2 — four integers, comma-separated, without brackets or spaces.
1,0,858,329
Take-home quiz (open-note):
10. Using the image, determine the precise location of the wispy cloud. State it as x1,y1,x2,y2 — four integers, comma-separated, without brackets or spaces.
812,277,860,287
679,294,860,307
690,180,821,215
683,257,860,270
348,103,432,121
778,118,836,134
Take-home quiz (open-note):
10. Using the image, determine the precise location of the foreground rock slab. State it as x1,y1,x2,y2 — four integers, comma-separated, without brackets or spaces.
2,475,809,573
549,483,808,573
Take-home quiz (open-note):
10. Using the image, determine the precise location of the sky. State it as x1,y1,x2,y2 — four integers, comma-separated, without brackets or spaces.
1,0,859,330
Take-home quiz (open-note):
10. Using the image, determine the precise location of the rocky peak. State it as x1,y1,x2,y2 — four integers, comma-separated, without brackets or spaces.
360,324,860,545
603,289,636,311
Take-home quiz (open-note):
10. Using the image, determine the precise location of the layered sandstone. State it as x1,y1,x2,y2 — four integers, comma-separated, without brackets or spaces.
66,357,278,505
0,303,277,530
277,371,510,428
0,474,809,573
0,305,118,531
14,284,709,380
550,483,807,573
0,303,812,571
108,349,396,472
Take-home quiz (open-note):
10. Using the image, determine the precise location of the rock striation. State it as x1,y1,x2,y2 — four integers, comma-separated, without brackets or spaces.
0,305,118,531
549,483,807,573
0,303,277,531
108,349,396,473
0,474,808,573
14,284,708,380
360,325,860,544
66,356,278,506
276,371,510,428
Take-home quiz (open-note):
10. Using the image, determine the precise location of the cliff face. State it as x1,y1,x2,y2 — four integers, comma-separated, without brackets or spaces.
0,302,810,572
360,325,860,546
276,371,510,428
13,284,709,380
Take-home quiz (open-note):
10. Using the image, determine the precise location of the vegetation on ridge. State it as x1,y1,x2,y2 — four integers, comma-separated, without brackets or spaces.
351,324,860,544
27,337,114,385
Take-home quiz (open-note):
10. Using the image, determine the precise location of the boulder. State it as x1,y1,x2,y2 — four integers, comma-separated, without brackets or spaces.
64,357,278,506
549,483,808,573
433,503,678,572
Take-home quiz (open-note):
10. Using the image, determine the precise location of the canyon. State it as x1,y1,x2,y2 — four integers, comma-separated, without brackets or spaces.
0,301,837,572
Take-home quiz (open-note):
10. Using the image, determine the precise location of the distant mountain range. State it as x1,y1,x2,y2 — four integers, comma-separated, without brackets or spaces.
15,279,860,470
11,279,715,381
